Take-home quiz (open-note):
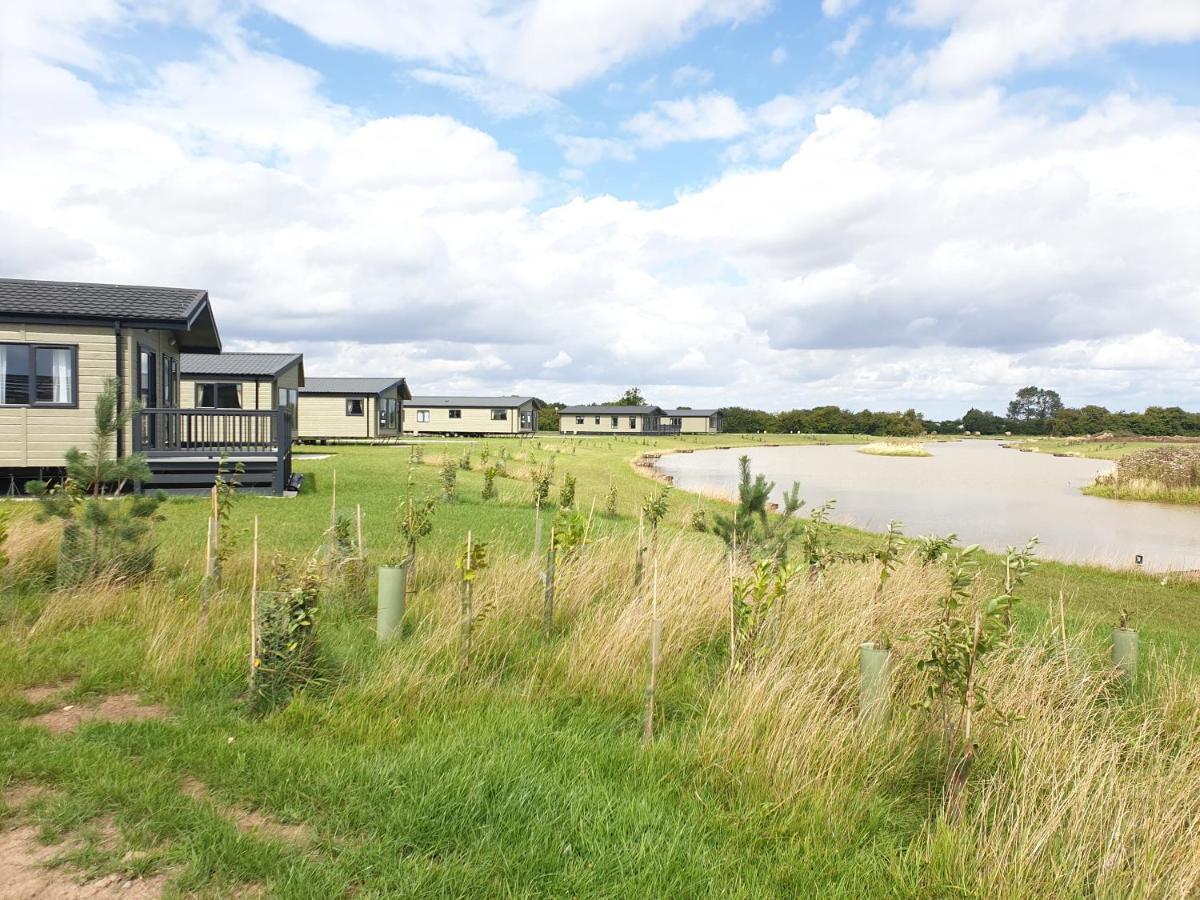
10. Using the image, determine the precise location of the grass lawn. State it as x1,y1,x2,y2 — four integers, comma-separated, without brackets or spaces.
2,433,1198,897
1002,435,1200,461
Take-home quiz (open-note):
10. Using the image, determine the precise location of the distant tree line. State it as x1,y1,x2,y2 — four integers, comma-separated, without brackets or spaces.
537,385,1200,437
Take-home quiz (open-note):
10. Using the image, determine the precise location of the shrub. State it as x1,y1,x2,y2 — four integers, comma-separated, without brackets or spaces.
254,557,323,709
481,466,498,500
559,473,577,510
27,378,164,587
531,460,555,506
604,483,618,517
440,457,458,502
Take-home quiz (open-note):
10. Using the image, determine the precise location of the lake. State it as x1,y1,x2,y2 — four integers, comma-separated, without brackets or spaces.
655,440,1200,572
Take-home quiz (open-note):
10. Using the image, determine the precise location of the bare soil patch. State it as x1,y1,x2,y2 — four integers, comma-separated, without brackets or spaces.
180,778,311,846
22,682,80,706
0,789,165,899
25,695,169,736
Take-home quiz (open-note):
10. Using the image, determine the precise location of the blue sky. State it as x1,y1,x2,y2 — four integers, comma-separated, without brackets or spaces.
2,1,1199,416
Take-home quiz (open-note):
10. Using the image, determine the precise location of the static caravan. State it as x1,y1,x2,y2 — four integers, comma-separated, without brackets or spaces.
0,277,294,494
558,405,671,436
661,408,725,434
297,377,410,442
404,396,544,436
181,352,304,433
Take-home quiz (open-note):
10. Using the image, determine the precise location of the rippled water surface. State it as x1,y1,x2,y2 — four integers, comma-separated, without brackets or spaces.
655,441,1200,572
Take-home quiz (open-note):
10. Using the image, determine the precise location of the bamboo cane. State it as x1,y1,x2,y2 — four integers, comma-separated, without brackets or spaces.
643,560,661,744
634,508,645,588
728,549,736,672
356,503,364,558
543,527,556,639
461,531,473,670
533,495,543,559
249,514,259,691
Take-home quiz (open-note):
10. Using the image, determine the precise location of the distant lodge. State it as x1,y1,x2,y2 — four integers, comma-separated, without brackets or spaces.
404,396,543,435
558,405,725,435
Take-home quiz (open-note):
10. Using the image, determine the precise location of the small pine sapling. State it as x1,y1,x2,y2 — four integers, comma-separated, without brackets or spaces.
559,473,576,510
440,457,458,502
481,465,498,500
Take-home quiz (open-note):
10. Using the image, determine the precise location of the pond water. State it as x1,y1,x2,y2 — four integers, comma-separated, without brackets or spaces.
655,440,1200,572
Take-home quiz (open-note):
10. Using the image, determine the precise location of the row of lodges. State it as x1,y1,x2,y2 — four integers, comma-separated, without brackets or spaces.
0,277,721,495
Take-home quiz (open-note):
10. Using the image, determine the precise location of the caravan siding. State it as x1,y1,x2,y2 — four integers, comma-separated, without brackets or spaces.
404,402,534,435
560,413,658,434
0,323,117,467
298,394,376,439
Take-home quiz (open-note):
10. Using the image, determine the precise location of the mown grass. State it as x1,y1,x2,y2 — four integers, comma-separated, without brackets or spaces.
2,433,1199,897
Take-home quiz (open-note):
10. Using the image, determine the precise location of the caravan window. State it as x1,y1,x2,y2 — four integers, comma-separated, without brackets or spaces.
346,398,365,416
195,383,242,408
0,343,76,407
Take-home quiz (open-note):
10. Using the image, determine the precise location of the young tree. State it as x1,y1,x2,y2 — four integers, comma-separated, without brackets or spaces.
611,387,646,406
706,456,804,563
27,378,164,586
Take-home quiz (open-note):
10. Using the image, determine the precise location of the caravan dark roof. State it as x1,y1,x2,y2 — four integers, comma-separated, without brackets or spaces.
300,377,411,399
560,405,664,415
0,277,221,351
408,395,544,409
181,352,303,379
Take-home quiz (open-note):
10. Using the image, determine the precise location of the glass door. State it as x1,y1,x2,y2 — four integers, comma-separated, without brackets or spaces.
137,346,158,449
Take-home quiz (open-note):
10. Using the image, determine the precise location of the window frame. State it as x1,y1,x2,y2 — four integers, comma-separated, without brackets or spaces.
575,416,584,425
346,397,365,417
448,409,463,419
490,408,508,421
194,381,243,409
609,416,618,428
379,397,400,432
416,409,430,423
161,355,179,408
0,342,79,409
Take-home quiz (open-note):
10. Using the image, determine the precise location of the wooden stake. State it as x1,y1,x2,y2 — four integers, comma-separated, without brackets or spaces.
643,560,661,744
634,508,645,588
533,495,543,559
249,514,259,691
543,527,556,639
728,549,736,672
356,503,364,558
461,531,474,670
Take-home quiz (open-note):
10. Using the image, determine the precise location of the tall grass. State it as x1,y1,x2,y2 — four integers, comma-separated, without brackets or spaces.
4,517,1196,896
857,441,932,458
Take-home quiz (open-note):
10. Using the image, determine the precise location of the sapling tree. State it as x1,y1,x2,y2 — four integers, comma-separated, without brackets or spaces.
531,460,554,507
409,443,424,465
913,543,1019,817
996,537,1039,630
481,465,498,500
254,556,323,709
797,500,837,581
479,446,490,466
27,378,164,586
457,533,489,670
730,559,796,672
604,483,618,517
559,473,577,510
459,448,472,471
397,490,436,582
641,484,672,543
915,532,958,565
706,456,804,563
869,521,905,648
440,457,458,502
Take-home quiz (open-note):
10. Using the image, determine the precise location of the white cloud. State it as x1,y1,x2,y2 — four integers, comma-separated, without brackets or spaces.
623,92,752,147
555,135,637,166
831,16,870,56
821,0,860,17
5,4,1200,416
671,64,714,87
769,46,788,65
252,0,770,93
896,0,1200,89
409,69,558,118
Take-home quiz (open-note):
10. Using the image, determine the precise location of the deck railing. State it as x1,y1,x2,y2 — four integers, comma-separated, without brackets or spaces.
133,408,291,459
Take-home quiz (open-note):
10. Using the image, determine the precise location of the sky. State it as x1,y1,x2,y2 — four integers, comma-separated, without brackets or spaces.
1,1,1198,418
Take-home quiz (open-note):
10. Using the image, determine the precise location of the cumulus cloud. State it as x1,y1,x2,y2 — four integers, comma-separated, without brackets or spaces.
252,0,770,93
896,0,1200,89
4,3,1200,416
831,16,870,57
622,92,752,147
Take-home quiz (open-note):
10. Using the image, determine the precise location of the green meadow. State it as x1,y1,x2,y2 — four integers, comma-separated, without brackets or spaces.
2,434,1198,897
